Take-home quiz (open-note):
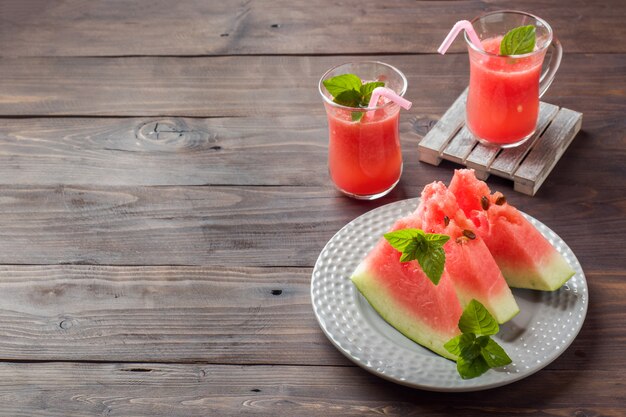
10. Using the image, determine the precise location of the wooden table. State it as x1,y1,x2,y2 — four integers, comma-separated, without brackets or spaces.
0,1,624,415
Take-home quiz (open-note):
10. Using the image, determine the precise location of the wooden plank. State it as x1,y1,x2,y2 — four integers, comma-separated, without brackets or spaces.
490,102,560,178
441,126,477,164
1,0,625,56
0,116,329,186
417,89,467,165
1,53,625,117
0,267,622,367
0,54,469,117
0,266,621,368
514,109,583,195
0,265,342,364
0,185,348,267
0,184,624,269
464,143,499,180
0,362,623,417
466,143,499,166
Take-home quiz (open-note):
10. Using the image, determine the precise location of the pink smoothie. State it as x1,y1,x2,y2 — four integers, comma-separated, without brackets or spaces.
466,36,544,145
326,104,402,197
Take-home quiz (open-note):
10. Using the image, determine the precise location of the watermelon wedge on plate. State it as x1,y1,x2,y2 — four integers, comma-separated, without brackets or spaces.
351,180,520,359
414,182,519,324
351,213,462,360
449,169,575,291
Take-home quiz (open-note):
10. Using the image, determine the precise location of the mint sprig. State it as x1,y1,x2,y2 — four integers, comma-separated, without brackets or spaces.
322,73,385,122
444,300,512,379
383,228,450,285
500,25,536,56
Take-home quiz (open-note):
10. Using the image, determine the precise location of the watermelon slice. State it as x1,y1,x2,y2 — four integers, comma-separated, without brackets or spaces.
449,169,575,291
351,213,462,360
414,182,520,324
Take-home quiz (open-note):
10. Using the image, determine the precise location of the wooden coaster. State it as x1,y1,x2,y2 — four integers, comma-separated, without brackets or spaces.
418,89,582,196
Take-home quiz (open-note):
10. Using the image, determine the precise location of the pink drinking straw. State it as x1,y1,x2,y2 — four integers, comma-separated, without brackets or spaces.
367,87,412,110
438,20,482,54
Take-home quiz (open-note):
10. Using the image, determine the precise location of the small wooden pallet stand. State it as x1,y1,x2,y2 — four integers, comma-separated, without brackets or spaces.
418,89,582,196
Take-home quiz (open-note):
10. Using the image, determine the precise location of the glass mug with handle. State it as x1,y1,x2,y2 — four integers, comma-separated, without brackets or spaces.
465,10,563,148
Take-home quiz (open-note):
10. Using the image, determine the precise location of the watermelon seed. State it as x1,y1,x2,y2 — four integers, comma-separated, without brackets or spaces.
463,229,476,240
271,289,283,296
495,194,507,205
456,236,469,244
444,215,450,226
481,196,490,210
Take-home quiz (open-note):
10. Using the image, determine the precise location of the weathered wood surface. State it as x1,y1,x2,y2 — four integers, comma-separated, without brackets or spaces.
0,185,623,269
0,54,467,117
0,265,339,364
0,266,622,370
441,126,477,164
0,116,331,186
1,0,624,56
0,0,625,415
514,108,583,195
1,53,625,117
0,185,341,267
0,363,624,417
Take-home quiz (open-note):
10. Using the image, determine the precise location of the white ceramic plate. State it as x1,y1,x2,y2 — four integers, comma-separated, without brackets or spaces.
311,198,588,392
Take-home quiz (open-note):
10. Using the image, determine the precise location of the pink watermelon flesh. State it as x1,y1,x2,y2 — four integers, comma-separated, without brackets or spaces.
351,213,462,360
449,169,575,291
414,182,519,324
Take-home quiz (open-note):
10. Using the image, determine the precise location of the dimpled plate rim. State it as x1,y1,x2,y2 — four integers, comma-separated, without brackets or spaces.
310,198,588,392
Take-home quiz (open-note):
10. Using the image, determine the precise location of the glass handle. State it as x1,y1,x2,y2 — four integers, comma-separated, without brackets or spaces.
539,36,563,98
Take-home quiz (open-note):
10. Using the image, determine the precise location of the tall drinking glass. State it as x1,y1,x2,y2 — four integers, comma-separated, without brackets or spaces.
319,61,408,200
465,10,562,147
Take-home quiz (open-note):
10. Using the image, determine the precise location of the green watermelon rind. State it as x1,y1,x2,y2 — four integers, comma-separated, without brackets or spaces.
351,262,459,361
497,249,576,291
452,284,520,324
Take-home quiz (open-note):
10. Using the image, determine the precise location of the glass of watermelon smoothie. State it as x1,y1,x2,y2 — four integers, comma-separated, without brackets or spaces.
319,61,408,200
465,11,562,147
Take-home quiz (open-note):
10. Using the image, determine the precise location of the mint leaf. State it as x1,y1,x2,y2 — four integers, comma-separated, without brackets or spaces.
360,81,385,105
500,25,536,56
333,89,362,108
444,333,475,357
457,355,491,380
322,74,362,98
458,299,499,336
383,229,449,285
445,300,512,379
447,332,492,379
460,334,486,360
425,233,451,245
384,228,424,252
481,337,512,368
351,112,364,122
399,248,416,263
322,74,387,120
416,245,446,285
